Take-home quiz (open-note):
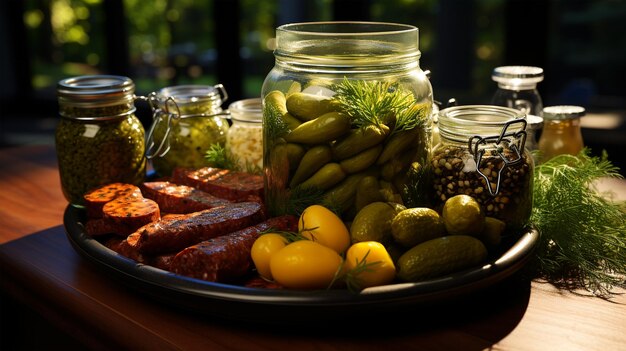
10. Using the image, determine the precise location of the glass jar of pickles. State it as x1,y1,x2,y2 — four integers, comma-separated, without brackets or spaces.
148,84,230,177
55,75,146,208
262,22,434,219
432,105,534,231
226,98,263,173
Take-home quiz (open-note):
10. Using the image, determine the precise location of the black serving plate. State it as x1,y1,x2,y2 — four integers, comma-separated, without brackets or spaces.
63,205,539,323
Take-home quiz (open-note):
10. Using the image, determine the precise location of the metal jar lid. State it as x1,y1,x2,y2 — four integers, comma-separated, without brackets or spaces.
57,75,135,108
492,66,544,89
542,105,586,120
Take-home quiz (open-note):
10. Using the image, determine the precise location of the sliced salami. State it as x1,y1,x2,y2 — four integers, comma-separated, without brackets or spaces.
102,197,161,236
83,183,142,218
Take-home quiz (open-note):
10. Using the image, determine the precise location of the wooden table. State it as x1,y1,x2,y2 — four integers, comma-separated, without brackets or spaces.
1,145,625,351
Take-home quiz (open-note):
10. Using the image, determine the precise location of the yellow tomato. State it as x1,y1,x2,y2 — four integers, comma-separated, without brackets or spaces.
250,233,288,280
344,241,396,289
299,205,350,254
270,240,343,290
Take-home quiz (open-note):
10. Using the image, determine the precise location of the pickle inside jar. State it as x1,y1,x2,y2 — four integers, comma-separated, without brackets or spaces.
263,81,432,219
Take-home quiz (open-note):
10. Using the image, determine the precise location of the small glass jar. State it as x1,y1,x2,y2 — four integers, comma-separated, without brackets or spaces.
55,75,147,208
226,98,263,173
491,66,544,117
262,22,434,219
149,84,230,177
537,105,585,162
432,105,534,231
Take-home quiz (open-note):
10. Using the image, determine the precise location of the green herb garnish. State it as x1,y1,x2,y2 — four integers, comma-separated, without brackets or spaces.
204,143,238,170
331,78,425,133
529,149,626,297
263,101,290,142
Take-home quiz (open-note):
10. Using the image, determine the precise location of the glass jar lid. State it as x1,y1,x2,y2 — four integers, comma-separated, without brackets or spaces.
228,98,262,123
156,84,228,117
57,75,135,108
492,66,544,90
438,105,526,144
542,105,586,120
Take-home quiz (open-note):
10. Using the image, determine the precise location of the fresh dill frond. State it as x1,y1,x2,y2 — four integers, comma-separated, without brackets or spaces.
331,78,419,132
402,160,433,208
204,143,238,170
263,101,290,142
284,185,326,217
529,148,626,297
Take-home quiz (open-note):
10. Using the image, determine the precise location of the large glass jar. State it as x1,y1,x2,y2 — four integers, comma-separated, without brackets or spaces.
226,98,263,173
149,84,230,177
432,105,534,232
262,22,434,219
55,75,146,208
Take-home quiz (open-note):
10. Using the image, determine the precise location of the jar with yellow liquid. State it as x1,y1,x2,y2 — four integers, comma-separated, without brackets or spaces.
537,105,585,162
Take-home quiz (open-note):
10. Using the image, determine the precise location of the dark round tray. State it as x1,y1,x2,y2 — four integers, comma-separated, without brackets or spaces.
63,205,539,323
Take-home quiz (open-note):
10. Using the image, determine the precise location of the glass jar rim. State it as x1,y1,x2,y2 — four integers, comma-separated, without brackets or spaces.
228,98,262,123
157,84,225,107
274,21,421,70
438,105,527,144
277,21,417,36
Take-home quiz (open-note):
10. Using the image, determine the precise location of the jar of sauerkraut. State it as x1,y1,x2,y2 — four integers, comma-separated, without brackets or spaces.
261,22,434,219
226,98,263,173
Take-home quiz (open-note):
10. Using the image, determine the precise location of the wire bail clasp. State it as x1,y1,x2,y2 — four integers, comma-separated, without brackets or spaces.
468,118,528,196
136,92,181,160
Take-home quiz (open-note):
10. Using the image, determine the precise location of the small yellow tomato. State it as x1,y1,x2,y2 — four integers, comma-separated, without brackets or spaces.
250,233,288,280
344,241,396,289
299,205,350,254
270,240,343,290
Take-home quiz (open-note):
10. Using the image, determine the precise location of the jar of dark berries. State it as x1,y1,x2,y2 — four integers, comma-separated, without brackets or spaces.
432,105,534,232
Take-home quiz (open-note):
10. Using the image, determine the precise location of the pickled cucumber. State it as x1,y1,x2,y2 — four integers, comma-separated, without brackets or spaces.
286,92,337,121
397,235,488,282
351,202,405,244
391,207,446,247
284,112,351,144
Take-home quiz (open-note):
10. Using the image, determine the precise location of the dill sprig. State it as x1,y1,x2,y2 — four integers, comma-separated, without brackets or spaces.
331,78,421,132
529,149,626,297
263,101,290,142
204,143,238,170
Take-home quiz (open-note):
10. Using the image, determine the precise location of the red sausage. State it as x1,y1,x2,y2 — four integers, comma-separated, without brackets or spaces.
169,215,298,282
171,167,264,202
130,202,265,255
140,181,232,214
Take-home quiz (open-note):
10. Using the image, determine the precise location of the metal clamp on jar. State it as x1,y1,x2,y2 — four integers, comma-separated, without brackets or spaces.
143,84,231,177
433,105,534,231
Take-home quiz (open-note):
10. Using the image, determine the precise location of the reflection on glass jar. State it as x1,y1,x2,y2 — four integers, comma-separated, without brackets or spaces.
261,22,434,220
150,85,230,177
226,98,263,173
432,105,534,231
55,75,146,208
